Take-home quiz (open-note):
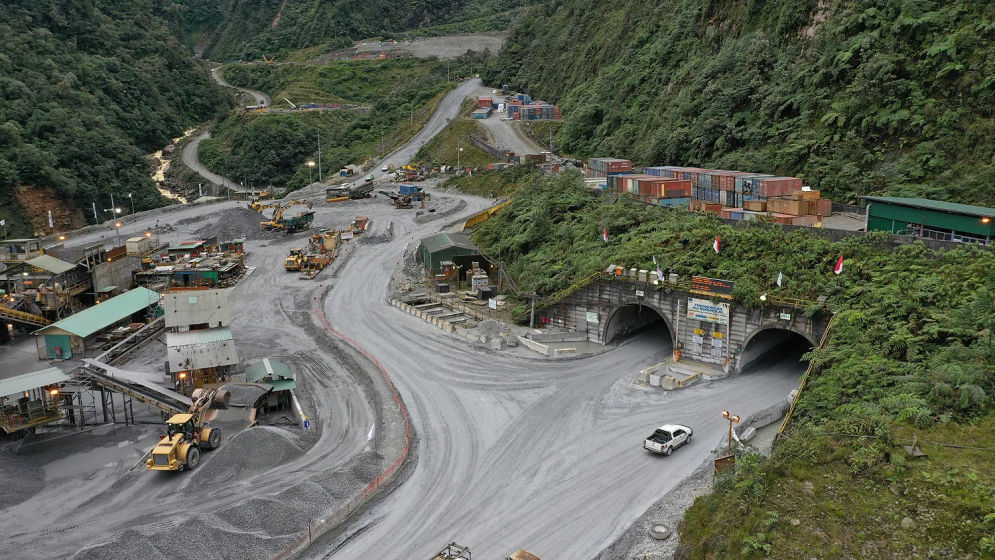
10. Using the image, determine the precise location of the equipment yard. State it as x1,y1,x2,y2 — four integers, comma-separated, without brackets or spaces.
1,76,810,560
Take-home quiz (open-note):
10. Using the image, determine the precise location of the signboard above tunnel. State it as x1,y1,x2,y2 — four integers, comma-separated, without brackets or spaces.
690,276,735,299
687,298,730,325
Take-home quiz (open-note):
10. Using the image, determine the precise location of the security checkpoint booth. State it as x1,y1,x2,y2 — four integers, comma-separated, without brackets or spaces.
0,367,69,434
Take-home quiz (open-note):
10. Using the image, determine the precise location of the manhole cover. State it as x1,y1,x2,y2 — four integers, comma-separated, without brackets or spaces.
649,524,671,540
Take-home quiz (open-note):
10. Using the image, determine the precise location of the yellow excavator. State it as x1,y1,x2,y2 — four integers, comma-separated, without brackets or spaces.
260,199,314,231
147,386,230,472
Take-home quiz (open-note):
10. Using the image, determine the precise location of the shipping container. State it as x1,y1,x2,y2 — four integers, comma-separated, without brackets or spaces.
791,215,820,227
816,198,832,217
743,200,767,212
658,197,691,208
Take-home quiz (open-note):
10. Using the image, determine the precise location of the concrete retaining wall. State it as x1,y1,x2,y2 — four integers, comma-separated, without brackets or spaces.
528,332,587,343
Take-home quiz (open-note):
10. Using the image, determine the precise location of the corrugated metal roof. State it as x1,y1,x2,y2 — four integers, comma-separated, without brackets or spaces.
166,333,238,371
245,358,293,383
0,368,69,398
863,196,995,218
26,254,76,274
419,232,478,254
35,287,160,338
166,327,233,347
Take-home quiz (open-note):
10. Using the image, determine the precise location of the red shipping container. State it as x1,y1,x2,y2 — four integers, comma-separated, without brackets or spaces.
791,215,819,227
704,203,723,215
757,177,803,198
660,179,692,197
816,198,832,217
478,97,492,108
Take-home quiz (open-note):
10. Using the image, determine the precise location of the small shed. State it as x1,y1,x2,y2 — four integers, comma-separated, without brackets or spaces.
245,358,296,413
0,367,69,433
32,287,160,359
864,196,994,244
417,232,481,274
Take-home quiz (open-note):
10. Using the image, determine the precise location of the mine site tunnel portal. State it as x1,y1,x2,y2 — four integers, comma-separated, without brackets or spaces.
603,303,675,349
740,326,816,374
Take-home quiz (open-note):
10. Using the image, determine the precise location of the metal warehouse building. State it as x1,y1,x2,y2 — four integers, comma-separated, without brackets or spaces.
417,232,482,274
864,196,993,244
32,287,161,359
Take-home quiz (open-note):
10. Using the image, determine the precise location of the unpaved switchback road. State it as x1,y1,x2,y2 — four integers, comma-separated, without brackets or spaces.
313,201,806,558
211,66,271,107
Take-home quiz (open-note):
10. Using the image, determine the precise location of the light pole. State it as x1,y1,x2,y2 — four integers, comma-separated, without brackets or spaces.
317,130,323,183
457,136,463,170
409,101,414,127
722,410,741,453
127,193,135,215
114,221,122,246
306,160,315,184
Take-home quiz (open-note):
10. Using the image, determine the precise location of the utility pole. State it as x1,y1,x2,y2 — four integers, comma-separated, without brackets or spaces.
128,193,135,215
457,136,462,170
722,410,740,453
317,129,323,183
110,193,115,213
529,293,536,328
92,202,98,221
410,102,414,127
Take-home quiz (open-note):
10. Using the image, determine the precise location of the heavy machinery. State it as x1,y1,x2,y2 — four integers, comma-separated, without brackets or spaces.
378,190,414,209
147,386,230,472
299,253,332,279
260,199,315,232
285,248,305,271
326,186,349,203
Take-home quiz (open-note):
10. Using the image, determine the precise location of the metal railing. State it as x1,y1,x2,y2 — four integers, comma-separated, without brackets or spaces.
0,304,51,327
777,313,837,436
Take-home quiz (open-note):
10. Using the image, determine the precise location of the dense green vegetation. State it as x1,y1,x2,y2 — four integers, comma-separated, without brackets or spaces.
182,0,529,60
0,1,231,236
199,59,466,192
415,98,498,168
442,165,538,198
485,0,995,205
469,170,995,558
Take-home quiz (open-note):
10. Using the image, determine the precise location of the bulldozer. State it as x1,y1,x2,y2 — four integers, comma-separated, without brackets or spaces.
147,386,230,472
285,248,305,271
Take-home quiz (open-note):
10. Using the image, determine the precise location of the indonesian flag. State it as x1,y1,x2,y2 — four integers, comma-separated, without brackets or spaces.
712,235,720,253
653,256,664,282
776,271,783,287
602,228,608,243
833,254,844,275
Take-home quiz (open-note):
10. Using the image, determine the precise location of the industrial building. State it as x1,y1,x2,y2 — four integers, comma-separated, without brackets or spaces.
32,287,161,359
0,238,44,262
417,232,482,275
0,367,69,433
864,196,993,244
245,358,296,414
163,288,238,390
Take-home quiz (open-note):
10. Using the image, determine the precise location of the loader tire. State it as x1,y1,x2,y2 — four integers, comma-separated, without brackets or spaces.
205,427,221,450
185,446,201,470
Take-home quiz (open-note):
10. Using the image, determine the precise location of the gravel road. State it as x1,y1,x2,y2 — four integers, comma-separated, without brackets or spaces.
0,71,808,560
211,66,271,108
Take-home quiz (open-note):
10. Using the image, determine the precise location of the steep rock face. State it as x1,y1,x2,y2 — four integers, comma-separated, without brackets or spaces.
485,0,995,204
0,1,231,237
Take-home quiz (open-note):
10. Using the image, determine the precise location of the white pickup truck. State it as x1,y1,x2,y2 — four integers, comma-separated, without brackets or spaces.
643,424,693,456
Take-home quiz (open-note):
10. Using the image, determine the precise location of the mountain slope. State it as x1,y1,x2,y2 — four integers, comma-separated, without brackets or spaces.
485,0,995,204
0,1,231,236
186,0,527,60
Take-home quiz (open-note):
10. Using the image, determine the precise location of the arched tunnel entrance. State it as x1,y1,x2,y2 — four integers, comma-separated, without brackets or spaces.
740,328,814,375
603,304,674,352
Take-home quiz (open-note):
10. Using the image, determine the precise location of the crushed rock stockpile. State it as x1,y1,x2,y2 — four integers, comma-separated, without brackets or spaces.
191,207,287,241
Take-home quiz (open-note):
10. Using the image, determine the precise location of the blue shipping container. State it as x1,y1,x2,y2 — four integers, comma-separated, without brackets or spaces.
400,185,421,195
659,197,691,208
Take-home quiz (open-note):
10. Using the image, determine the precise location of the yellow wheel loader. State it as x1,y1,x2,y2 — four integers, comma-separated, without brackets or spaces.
147,387,229,472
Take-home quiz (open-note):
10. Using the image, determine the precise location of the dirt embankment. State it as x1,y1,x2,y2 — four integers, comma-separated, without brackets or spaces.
15,185,88,235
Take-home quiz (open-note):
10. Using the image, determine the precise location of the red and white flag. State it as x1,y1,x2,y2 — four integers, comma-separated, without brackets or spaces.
712,235,720,253
602,228,608,243
833,254,844,275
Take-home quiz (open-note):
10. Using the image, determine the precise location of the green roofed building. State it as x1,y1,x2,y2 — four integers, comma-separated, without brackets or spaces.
417,232,481,274
33,287,160,360
864,196,994,244
245,358,295,414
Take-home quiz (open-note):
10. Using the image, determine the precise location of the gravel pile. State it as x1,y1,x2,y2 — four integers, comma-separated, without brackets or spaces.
357,220,393,245
191,207,286,241
188,426,304,486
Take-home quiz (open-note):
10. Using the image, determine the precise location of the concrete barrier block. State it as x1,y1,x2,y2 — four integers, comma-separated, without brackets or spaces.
649,373,661,387
741,427,757,442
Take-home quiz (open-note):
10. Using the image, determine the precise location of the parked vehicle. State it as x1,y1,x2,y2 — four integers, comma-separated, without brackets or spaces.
643,424,692,456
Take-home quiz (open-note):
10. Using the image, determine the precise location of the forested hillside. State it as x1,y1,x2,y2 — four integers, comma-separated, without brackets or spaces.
485,0,995,205
0,1,230,237
199,59,462,192
469,170,995,558
182,0,527,60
